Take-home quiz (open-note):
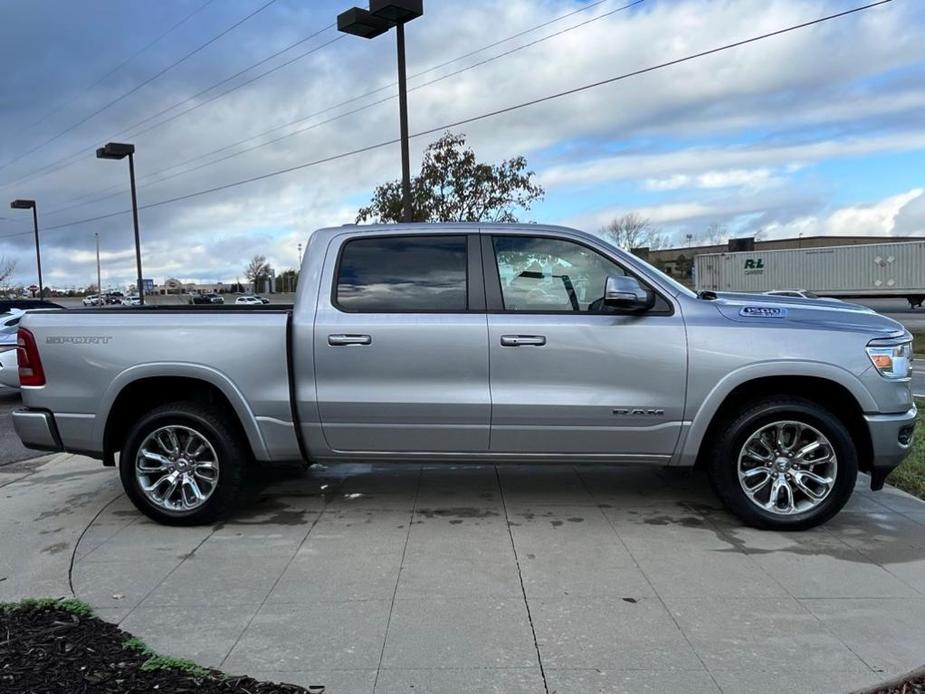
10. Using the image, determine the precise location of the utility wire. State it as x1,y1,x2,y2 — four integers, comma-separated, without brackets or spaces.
0,0,278,173
1,0,636,194
13,0,217,139
37,0,644,218
2,27,341,193
0,0,890,243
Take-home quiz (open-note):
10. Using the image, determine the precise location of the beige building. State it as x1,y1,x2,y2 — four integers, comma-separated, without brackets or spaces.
153,279,243,295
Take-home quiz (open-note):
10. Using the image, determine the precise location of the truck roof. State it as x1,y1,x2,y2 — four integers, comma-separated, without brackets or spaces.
312,221,596,244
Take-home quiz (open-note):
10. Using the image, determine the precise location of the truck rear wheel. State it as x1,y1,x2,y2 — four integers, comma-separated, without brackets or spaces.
707,397,857,530
120,401,247,526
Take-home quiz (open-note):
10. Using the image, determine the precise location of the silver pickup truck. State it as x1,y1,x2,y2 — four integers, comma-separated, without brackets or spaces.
13,223,917,529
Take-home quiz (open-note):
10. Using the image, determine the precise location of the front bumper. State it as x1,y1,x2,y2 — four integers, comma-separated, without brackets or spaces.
12,409,64,453
864,405,918,490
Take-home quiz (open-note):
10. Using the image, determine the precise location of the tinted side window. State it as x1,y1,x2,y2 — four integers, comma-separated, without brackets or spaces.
493,236,627,312
336,235,468,312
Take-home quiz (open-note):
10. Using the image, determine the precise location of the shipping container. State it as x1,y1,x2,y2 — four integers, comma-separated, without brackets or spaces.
694,240,925,307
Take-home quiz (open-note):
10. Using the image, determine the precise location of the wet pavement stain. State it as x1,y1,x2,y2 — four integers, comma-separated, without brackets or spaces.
224,496,314,526
567,517,584,523
622,597,638,604
34,491,104,521
41,542,68,555
416,508,500,519
641,515,706,528
550,520,563,527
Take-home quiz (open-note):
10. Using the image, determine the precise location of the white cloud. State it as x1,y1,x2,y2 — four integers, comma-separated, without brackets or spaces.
644,167,778,191
0,0,922,287
760,188,925,239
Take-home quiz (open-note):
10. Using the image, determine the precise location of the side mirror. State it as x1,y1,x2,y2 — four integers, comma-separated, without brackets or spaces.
604,275,654,311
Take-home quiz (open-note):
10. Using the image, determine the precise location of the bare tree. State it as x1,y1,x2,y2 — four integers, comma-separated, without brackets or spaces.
245,255,270,294
601,213,667,250
0,257,16,286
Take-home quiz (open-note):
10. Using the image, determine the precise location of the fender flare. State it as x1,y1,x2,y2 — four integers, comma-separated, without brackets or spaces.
677,360,876,465
95,362,270,461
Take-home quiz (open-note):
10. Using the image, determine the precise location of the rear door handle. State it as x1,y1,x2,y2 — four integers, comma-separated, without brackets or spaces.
500,335,546,347
328,334,372,346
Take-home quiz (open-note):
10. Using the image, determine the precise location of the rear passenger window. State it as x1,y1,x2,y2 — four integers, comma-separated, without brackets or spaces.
335,235,468,312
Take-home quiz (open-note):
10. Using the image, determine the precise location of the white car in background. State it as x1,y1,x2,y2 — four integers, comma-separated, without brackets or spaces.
0,309,25,348
0,347,18,389
122,295,141,306
234,296,262,305
82,295,102,306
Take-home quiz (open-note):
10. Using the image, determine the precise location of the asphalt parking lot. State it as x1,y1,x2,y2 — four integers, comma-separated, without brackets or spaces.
3,454,925,694
0,389,38,466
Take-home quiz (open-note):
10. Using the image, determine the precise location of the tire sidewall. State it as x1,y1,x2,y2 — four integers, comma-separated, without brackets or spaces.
712,399,858,530
120,404,243,526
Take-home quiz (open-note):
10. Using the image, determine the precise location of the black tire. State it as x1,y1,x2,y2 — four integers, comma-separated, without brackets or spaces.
120,401,248,526
707,396,857,531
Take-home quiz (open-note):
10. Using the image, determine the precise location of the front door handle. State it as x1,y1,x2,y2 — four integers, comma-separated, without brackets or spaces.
328,334,372,346
500,335,546,347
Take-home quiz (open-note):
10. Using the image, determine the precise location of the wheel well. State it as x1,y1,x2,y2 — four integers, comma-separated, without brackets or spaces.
695,376,873,473
103,377,251,465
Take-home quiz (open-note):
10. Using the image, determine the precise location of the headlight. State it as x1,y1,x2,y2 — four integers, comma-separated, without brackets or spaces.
866,339,912,379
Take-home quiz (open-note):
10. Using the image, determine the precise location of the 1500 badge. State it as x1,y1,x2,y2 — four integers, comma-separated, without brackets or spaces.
739,306,787,318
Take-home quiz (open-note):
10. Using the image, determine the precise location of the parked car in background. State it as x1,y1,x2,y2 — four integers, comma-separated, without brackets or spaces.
0,310,24,347
189,293,224,305
122,295,141,306
255,295,270,304
13,223,916,531
234,296,262,305
105,292,124,305
764,289,822,300
0,346,18,389
83,295,102,306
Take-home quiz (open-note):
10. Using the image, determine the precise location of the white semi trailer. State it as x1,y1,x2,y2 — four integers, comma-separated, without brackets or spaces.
694,240,925,308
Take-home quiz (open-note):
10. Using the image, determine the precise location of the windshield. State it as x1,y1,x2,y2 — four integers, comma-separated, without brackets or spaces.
594,232,697,299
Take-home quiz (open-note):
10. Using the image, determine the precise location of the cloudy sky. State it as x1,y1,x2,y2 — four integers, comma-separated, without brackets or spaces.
0,0,922,290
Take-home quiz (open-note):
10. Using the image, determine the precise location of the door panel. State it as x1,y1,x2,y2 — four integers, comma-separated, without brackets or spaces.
487,313,686,455
485,234,687,457
313,233,490,453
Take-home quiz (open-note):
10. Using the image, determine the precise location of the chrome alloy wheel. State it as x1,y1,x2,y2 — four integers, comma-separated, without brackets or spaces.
737,420,837,515
135,425,220,513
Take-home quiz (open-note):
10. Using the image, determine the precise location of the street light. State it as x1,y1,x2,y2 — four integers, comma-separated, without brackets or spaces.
94,232,102,307
338,0,423,223
96,142,145,305
9,199,43,299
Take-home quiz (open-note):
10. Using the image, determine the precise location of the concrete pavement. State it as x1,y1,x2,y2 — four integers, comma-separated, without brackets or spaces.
3,455,925,693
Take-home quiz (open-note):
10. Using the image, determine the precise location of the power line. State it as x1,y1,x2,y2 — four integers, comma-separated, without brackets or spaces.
0,23,341,193
13,0,217,140
1,0,636,194
0,0,279,173
37,0,644,218
0,0,889,243
118,26,338,137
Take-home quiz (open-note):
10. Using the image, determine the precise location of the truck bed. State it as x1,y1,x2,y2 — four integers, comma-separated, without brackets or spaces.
17,307,299,462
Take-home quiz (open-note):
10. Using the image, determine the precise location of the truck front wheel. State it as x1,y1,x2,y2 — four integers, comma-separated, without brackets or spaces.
707,397,857,530
120,401,247,526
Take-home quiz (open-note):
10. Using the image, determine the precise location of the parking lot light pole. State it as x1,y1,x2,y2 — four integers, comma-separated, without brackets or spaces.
95,232,102,306
338,0,423,223
96,142,145,305
10,199,43,298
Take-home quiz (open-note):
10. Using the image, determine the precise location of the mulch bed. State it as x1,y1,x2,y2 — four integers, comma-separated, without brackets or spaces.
866,674,925,694
0,601,323,693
